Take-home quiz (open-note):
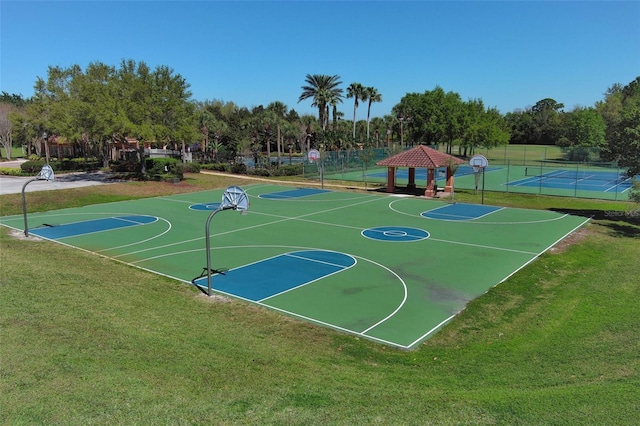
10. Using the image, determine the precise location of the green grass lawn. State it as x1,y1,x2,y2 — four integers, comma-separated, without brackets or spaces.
2,173,639,425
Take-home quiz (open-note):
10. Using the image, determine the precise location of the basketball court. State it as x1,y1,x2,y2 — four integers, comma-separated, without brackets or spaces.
1,184,589,348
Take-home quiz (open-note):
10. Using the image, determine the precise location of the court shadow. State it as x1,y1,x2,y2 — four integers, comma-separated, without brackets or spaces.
191,280,210,296
550,208,640,238
371,186,426,196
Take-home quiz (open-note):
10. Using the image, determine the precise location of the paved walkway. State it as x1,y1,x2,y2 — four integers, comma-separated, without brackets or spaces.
0,160,117,195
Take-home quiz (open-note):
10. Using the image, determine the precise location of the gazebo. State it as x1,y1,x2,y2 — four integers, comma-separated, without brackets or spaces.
376,145,466,197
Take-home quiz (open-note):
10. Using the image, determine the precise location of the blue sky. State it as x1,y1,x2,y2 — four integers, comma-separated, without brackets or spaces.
1,1,639,118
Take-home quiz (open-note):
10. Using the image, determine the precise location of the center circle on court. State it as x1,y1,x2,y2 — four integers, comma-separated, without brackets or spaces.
362,226,430,242
189,202,221,211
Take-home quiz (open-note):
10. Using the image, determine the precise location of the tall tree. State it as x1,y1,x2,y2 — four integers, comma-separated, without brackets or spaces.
600,76,640,176
505,109,535,145
364,86,382,140
298,74,343,131
346,82,366,140
530,98,565,145
0,92,27,107
559,107,606,147
0,104,13,159
267,101,290,165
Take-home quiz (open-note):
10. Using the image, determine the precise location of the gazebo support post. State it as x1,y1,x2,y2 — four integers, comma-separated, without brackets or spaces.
386,167,396,193
444,167,455,193
425,168,436,197
407,168,416,190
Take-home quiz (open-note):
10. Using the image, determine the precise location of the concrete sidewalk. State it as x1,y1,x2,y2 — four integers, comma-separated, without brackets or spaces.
0,166,118,195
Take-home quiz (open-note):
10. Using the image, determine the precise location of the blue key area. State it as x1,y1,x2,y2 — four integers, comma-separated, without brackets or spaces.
259,188,330,199
195,250,355,301
421,203,502,221
30,215,157,239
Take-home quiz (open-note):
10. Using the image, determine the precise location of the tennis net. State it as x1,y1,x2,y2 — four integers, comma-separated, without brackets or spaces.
524,167,627,182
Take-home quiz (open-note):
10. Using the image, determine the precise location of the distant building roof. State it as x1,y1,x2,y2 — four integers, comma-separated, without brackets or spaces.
376,145,466,169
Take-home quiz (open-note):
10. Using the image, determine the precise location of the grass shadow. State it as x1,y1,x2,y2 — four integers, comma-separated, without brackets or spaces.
550,207,640,238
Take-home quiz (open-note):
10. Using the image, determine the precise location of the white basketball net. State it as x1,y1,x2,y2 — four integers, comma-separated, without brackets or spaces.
38,164,55,181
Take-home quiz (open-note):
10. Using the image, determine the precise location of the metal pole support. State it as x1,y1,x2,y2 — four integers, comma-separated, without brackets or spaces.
204,205,234,296
21,178,39,237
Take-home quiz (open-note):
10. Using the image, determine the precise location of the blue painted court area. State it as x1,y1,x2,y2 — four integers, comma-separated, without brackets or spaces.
259,188,330,199
30,215,157,239
422,203,503,221
194,250,355,301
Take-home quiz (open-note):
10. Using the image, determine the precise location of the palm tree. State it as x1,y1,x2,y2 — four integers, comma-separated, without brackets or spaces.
267,101,288,118
364,87,382,140
267,101,289,164
298,74,343,131
370,116,385,147
346,83,367,140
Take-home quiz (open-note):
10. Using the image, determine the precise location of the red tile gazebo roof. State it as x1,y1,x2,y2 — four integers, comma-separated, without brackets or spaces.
376,145,465,168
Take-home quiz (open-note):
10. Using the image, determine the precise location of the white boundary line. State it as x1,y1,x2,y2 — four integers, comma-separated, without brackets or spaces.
140,243,411,348
1,183,594,349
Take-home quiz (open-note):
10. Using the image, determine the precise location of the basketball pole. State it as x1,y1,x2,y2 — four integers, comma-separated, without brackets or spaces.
21,165,55,237
22,177,41,237
481,166,485,205
204,204,241,296
469,155,488,205
203,186,249,297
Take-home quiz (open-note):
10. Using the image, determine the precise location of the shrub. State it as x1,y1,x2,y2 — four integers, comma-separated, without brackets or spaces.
230,163,247,174
182,162,201,173
21,158,101,174
201,163,230,172
249,168,272,177
0,167,25,176
145,158,183,181
630,179,640,204
20,160,46,174
277,164,303,176
110,160,141,173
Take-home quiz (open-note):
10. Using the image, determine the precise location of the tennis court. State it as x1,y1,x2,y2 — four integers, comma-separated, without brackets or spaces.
509,166,634,193
1,184,589,348
322,162,635,200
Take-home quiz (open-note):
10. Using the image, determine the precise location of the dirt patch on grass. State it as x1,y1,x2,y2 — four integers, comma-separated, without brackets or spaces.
8,229,44,241
549,226,591,254
197,292,232,303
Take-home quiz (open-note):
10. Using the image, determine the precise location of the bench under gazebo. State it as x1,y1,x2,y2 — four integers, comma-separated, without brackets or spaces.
376,145,466,197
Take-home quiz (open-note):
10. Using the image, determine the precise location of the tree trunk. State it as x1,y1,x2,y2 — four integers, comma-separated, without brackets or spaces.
277,124,282,166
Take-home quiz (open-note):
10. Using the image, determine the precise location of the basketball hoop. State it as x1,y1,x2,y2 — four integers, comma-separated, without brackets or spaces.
38,164,55,181
469,155,489,204
203,186,249,296
22,164,56,237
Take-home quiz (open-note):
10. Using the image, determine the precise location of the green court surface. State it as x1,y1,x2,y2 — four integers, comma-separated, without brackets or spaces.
1,184,589,348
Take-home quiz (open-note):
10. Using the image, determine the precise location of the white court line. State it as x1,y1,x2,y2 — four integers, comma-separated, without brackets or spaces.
113,194,382,258
129,243,412,348
258,252,358,302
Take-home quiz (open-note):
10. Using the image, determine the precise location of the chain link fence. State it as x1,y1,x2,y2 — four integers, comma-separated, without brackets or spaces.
294,145,636,201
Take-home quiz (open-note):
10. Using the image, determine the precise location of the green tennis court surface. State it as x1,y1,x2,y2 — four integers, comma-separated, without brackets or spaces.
1,184,589,348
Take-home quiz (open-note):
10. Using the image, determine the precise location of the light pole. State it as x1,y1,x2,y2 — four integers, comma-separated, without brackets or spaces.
42,132,50,165
398,115,411,148
288,142,293,165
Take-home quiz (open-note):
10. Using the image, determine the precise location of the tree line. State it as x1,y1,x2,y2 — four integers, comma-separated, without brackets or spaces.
0,60,638,176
